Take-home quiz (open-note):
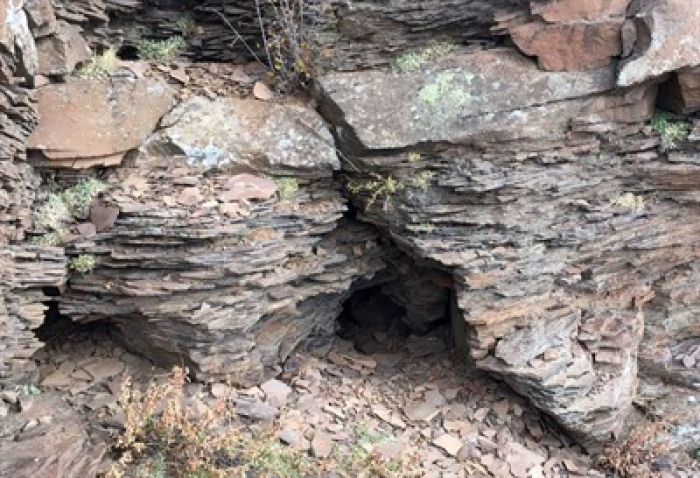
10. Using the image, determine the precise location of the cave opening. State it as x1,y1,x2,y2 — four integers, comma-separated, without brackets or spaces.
335,256,457,360
34,287,122,362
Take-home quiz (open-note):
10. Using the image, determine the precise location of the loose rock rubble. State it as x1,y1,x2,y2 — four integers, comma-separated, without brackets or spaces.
11,318,695,477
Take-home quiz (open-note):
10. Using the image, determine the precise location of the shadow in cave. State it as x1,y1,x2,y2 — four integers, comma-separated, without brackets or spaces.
336,265,455,359
35,287,119,352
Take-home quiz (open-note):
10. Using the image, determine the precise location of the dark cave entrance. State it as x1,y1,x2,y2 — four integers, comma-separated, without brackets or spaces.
336,258,457,359
35,287,119,355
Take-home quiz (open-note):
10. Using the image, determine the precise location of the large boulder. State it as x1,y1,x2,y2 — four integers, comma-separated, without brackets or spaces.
27,79,176,168
618,0,700,86
316,47,680,443
318,48,618,151
510,0,631,71
57,97,385,384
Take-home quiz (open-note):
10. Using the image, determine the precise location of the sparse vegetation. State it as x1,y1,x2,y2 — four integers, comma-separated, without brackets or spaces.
614,192,646,212
651,112,691,152
407,152,422,163
36,194,72,233
599,416,675,478
347,173,405,210
273,177,299,200
414,222,435,234
109,367,418,478
69,254,97,274
138,37,187,62
33,178,105,246
176,14,197,36
393,43,456,73
332,422,419,477
30,231,65,247
260,0,321,92
61,178,106,218
412,170,435,191
75,48,119,79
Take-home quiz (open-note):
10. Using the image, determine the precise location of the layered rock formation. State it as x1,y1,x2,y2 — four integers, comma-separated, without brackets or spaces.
316,41,698,442
0,247,66,387
55,93,385,384
0,0,699,451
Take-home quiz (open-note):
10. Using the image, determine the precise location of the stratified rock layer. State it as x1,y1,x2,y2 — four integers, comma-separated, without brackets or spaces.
316,47,700,442
0,247,66,386
57,97,385,384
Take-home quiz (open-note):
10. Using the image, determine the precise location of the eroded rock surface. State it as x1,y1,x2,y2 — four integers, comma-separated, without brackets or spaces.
316,47,697,443
56,97,385,384
618,0,700,86
0,392,106,478
0,247,66,386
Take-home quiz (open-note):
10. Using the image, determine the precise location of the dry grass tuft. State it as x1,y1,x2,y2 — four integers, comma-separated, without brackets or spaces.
599,416,676,478
109,367,422,478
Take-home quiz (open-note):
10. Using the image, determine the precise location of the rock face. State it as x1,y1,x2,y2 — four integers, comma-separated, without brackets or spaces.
27,79,176,168
57,97,385,384
618,0,700,86
0,393,106,478
659,67,700,115
510,0,630,71
315,46,700,443
0,247,66,387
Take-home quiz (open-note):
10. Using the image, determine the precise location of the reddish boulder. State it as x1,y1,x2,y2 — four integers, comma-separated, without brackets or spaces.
27,79,176,168
618,0,700,86
511,21,623,71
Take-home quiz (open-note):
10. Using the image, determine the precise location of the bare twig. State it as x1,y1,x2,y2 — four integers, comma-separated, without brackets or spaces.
204,7,269,68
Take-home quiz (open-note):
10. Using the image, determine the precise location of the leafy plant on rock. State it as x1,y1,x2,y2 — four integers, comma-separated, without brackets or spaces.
69,254,97,274
138,37,187,62
347,173,405,210
651,112,691,152
75,48,119,79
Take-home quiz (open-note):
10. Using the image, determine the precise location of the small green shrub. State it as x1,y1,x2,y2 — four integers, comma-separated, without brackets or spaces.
651,112,691,152
30,231,65,247
348,174,404,210
138,37,186,62
36,194,71,232
75,48,119,79
412,170,435,191
69,254,97,274
393,43,456,73
273,177,299,201
62,178,106,218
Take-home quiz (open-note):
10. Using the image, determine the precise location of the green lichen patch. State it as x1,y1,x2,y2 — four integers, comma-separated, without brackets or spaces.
418,71,472,116
412,170,435,191
614,193,646,212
